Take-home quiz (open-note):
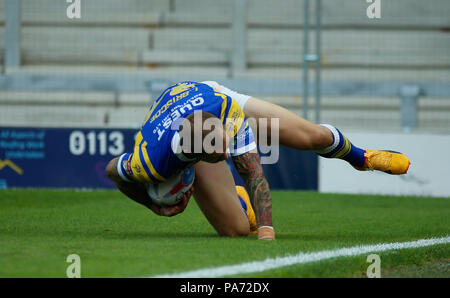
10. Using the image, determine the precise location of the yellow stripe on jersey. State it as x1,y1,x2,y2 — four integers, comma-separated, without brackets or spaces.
130,152,152,184
215,92,246,138
170,82,196,96
134,131,144,147
216,92,228,123
129,132,160,184
141,141,166,182
129,132,150,184
225,99,245,138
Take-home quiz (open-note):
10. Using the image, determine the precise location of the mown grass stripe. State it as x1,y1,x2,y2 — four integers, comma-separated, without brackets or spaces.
151,236,450,278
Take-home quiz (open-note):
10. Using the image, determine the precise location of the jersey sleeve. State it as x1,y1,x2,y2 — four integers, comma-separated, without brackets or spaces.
222,97,257,156
117,152,134,183
231,119,257,156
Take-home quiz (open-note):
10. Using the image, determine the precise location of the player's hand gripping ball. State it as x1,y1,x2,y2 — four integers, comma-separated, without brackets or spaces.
147,167,195,207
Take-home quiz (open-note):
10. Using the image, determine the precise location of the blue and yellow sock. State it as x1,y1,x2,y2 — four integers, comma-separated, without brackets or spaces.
315,124,366,168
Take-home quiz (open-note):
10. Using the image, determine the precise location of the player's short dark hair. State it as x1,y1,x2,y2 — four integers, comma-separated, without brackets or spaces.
180,111,225,156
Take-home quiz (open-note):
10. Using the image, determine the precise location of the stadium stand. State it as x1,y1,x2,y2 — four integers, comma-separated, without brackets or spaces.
0,0,449,131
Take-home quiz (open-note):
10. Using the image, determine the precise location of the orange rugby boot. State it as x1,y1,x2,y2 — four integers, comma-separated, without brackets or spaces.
354,150,410,175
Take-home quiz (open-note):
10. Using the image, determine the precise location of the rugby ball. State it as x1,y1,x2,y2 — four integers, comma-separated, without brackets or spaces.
147,167,195,206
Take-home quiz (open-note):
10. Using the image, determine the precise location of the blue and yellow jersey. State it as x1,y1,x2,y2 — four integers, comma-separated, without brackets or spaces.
117,81,256,185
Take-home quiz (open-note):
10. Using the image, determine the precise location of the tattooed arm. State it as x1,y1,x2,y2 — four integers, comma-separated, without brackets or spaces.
232,150,275,240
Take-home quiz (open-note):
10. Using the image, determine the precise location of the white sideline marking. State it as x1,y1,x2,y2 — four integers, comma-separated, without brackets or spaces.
151,236,450,278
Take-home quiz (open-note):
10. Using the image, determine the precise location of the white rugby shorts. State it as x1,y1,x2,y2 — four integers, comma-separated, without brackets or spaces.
202,81,251,109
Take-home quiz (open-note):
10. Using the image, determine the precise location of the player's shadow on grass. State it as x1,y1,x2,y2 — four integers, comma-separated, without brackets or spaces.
100,230,221,239
48,228,224,239
36,228,263,240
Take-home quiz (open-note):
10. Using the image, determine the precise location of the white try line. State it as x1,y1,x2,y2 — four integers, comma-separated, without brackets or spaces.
150,236,450,278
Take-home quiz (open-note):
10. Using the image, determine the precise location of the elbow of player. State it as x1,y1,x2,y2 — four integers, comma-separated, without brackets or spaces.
105,158,120,183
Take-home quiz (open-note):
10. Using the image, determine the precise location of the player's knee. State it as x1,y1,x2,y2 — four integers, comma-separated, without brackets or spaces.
309,125,333,150
219,229,250,238
219,223,250,238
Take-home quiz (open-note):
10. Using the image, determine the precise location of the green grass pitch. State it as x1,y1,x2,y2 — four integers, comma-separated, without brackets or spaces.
0,189,449,278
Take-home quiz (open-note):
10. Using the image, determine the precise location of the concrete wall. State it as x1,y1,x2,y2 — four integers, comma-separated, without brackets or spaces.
319,132,450,198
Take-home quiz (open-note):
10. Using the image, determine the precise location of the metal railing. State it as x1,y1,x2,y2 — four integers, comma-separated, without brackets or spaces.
1,0,449,132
